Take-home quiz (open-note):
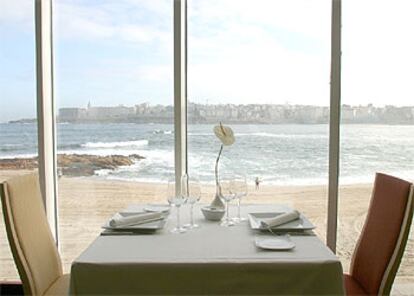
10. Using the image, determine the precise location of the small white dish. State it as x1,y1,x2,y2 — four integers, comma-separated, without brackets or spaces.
201,206,225,221
144,204,170,213
255,236,295,250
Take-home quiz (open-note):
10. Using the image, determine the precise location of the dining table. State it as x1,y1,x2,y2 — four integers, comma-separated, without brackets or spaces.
69,204,345,295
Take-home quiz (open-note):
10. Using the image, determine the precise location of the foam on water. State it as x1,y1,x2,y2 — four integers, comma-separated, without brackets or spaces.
188,132,327,139
0,153,38,159
82,140,148,148
152,129,173,135
58,148,138,156
237,132,327,139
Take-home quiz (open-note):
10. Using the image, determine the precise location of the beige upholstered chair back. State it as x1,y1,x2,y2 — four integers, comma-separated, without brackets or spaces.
0,173,62,295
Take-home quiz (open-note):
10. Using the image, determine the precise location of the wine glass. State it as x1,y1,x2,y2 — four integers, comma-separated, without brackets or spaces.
183,174,201,229
167,175,188,233
232,175,248,223
219,175,236,227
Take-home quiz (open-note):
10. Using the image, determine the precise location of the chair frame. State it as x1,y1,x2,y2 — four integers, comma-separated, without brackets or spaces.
1,182,37,295
378,185,414,295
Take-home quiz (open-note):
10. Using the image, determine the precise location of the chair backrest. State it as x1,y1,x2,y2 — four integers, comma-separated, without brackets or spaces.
0,173,62,295
350,173,413,295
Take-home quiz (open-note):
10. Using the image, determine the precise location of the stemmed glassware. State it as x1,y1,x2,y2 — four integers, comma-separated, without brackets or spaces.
219,175,236,227
232,175,248,223
167,175,188,233
184,174,201,229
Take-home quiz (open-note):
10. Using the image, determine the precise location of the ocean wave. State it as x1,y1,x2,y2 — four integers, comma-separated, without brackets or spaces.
82,140,148,148
96,173,328,186
188,132,211,136
135,149,174,166
1,147,24,152
188,132,327,139
237,132,328,139
57,143,82,150
152,129,173,135
339,170,414,185
58,148,139,157
0,143,30,152
102,175,170,183
0,153,37,159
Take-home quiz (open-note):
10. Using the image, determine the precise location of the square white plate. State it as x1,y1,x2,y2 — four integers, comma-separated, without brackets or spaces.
102,212,167,232
248,212,315,231
255,236,295,250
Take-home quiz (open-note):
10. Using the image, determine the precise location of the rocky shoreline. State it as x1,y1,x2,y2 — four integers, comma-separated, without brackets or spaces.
0,154,145,177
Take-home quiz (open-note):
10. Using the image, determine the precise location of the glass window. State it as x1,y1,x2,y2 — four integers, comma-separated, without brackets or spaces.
188,0,331,239
0,0,37,281
339,0,414,292
53,0,173,273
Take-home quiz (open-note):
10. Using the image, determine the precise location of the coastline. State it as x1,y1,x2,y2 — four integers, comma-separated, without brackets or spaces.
0,171,413,293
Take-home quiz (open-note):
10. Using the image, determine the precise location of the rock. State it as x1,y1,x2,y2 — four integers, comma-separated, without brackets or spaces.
0,158,38,170
129,154,145,160
0,154,145,177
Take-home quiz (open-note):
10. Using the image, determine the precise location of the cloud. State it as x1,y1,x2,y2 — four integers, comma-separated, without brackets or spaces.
53,0,171,47
0,0,33,28
188,0,330,105
2,0,414,109
188,0,330,42
0,0,172,46
341,0,414,106
188,0,414,107
81,58,172,84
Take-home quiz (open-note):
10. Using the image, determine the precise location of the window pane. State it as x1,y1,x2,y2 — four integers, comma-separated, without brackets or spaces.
0,0,37,281
188,0,330,239
339,0,414,292
54,0,173,273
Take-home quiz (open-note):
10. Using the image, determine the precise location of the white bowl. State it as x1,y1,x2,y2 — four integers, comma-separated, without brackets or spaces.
201,206,225,221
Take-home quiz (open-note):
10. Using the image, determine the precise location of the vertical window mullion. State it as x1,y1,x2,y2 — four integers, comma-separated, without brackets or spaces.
174,0,188,193
35,0,59,243
327,0,342,252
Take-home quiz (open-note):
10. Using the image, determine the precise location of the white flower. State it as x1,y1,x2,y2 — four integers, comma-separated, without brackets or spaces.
214,123,235,146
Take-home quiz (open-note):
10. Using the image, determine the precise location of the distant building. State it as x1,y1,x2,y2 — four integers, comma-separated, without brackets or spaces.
86,105,135,120
341,105,355,122
59,108,86,122
57,102,414,124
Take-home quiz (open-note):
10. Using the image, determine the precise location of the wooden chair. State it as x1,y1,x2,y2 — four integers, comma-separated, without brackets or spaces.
0,173,69,295
344,173,414,295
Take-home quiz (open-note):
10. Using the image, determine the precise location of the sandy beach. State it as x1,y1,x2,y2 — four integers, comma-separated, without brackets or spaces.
1,171,413,295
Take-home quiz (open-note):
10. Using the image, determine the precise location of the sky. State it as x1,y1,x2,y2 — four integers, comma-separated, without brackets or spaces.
1,0,414,122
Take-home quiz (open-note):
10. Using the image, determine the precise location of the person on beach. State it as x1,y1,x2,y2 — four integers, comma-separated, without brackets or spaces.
255,177,261,190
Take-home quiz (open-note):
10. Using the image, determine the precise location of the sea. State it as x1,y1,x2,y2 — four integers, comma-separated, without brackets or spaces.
1,122,414,185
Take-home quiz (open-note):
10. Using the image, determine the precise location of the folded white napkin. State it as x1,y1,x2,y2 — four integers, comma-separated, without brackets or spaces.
260,210,300,228
109,212,163,227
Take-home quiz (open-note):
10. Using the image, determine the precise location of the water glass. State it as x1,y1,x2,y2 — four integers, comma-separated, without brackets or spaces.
183,174,201,229
232,175,248,223
219,176,236,226
167,175,188,233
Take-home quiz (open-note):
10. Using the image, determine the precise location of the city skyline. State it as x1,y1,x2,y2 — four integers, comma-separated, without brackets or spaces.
1,0,414,122
4,101,414,124
5,101,412,125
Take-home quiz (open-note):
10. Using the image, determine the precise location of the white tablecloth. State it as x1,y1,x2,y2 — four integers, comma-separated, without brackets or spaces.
70,204,344,295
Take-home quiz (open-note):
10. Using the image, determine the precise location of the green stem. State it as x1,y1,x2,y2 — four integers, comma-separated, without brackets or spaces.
215,144,224,195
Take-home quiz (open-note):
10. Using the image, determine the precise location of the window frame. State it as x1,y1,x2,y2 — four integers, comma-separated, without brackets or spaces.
35,0,342,252
35,0,59,243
